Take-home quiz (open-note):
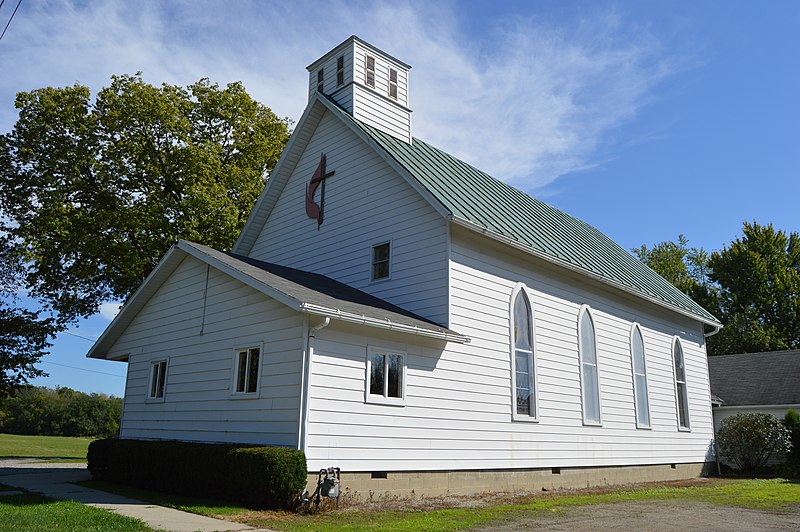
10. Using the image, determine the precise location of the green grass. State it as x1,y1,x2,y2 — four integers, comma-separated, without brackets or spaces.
0,434,92,459
0,491,151,531
80,477,800,531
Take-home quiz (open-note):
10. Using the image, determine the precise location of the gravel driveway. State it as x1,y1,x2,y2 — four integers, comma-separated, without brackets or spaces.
477,499,800,531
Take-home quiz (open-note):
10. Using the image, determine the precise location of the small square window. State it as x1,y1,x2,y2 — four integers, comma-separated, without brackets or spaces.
366,347,405,405
336,56,344,86
148,360,167,400
371,242,390,281
233,347,261,395
388,68,398,100
317,69,324,93
365,55,375,88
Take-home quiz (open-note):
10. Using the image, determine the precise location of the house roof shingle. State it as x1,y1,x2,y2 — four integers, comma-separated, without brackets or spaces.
708,350,800,406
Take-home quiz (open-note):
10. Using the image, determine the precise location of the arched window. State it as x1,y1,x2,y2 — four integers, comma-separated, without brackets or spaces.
630,324,651,428
511,286,537,420
578,306,601,425
673,338,690,430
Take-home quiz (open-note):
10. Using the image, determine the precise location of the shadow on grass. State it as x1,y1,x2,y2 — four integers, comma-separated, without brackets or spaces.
76,480,249,517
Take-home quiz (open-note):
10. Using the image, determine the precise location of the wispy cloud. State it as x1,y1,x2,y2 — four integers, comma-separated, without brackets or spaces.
98,302,121,321
1,0,677,191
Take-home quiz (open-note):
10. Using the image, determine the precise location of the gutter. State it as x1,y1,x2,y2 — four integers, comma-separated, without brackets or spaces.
704,323,722,339
448,217,722,330
299,303,470,344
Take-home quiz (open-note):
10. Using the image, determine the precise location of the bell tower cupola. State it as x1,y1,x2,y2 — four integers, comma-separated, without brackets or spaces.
307,36,412,144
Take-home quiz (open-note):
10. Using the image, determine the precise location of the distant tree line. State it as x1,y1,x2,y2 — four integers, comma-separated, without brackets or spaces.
635,221,800,355
0,386,122,438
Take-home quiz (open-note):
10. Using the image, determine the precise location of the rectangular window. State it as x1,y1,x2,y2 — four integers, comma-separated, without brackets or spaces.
336,56,344,86
233,347,261,395
365,55,375,88
371,242,390,281
148,360,167,400
317,69,324,93
388,68,398,99
366,347,405,405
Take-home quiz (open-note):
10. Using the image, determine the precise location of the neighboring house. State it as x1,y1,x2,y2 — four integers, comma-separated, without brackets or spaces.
88,36,722,496
708,350,800,428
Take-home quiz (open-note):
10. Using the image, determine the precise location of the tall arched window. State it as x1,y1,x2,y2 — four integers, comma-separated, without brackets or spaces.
511,286,537,420
630,324,651,428
673,337,690,430
578,306,601,425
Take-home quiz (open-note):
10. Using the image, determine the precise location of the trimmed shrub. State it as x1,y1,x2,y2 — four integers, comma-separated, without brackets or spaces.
784,409,800,464
716,413,792,473
88,439,306,508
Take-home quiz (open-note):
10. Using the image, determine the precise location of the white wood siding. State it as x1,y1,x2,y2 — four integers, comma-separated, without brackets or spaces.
304,228,714,472
248,110,449,326
111,256,305,446
353,41,409,107
308,41,355,103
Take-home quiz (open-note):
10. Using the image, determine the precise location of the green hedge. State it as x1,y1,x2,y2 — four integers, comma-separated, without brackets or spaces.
87,439,307,508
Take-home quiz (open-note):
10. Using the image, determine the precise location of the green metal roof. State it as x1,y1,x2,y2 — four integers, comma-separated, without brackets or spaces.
323,96,720,325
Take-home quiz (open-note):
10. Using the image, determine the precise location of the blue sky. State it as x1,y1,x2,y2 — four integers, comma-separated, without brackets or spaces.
1,0,798,396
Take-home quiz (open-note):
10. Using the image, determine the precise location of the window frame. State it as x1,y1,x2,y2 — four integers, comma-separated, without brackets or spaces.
147,359,168,402
316,68,324,93
577,305,603,426
509,283,539,422
370,241,391,282
365,54,376,88
336,56,344,86
231,344,263,398
388,68,398,100
365,346,406,406
629,323,651,429
672,337,691,431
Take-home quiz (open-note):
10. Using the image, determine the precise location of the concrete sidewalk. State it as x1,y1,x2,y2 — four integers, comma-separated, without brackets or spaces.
0,459,257,531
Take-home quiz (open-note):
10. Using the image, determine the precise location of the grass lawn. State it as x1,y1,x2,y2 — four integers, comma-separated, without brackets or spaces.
0,487,150,532
0,433,92,460
81,477,800,531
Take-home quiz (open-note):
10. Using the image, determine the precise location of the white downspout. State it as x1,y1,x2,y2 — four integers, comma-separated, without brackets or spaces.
704,324,722,338
298,317,330,455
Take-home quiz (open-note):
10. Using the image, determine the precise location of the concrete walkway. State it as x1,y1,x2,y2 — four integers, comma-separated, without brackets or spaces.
0,459,256,531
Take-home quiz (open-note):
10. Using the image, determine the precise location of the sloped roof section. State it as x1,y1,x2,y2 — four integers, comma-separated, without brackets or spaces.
87,241,468,359
320,95,720,326
708,350,800,407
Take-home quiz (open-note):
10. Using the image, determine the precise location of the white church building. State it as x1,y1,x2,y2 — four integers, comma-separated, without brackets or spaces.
89,36,722,496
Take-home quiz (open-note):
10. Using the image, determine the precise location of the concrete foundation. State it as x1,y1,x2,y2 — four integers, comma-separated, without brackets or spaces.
306,462,713,500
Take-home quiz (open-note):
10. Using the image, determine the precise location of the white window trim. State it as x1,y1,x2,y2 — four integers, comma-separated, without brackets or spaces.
365,345,406,406
629,323,652,429
365,54,376,88
510,283,539,422
577,305,603,426
672,337,691,431
370,240,392,283
230,344,263,399
146,359,168,402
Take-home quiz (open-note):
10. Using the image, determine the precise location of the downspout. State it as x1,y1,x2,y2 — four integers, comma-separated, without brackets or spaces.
298,317,330,455
704,324,722,338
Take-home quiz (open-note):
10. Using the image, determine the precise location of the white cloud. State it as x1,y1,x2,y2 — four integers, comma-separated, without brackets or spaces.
0,0,676,191
98,302,122,321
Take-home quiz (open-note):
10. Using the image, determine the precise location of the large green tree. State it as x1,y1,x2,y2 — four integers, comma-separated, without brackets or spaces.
0,237,58,397
635,222,800,355
0,74,290,323
708,221,800,354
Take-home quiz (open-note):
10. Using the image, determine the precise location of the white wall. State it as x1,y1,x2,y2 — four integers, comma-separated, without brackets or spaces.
303,227,715,472
112,255,305,446
248,109,449,326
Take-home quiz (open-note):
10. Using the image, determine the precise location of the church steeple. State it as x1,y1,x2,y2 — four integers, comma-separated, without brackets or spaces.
307,36,412,144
